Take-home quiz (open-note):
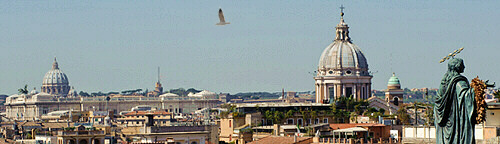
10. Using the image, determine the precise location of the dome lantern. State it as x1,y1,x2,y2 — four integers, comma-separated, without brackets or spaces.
52,57,59,70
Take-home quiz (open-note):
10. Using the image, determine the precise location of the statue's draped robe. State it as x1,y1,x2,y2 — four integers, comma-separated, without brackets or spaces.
435,75,476,144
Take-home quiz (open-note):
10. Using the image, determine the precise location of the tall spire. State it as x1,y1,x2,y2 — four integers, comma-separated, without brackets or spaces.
157,67,160,83
155,66,163,94
335,5,351,42
52,57,59,69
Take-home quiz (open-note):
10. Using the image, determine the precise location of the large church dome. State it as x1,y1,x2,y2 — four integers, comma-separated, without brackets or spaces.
41,58,70,96
317,12,369,76
314,7,373,104
43,61,69,85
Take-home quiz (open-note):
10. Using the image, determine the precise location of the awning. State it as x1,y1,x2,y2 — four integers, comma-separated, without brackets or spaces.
332,127,368,133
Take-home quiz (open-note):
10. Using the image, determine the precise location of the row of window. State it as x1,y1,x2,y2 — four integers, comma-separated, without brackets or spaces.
286,118,328,126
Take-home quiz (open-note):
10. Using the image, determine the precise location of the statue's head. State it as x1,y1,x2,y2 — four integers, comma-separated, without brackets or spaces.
448,58,465,73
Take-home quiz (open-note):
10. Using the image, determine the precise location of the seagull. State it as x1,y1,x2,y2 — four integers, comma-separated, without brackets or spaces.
216,8,230,26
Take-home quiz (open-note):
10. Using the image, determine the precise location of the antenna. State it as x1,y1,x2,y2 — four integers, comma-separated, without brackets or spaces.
390,53,393,73
157,67,160,83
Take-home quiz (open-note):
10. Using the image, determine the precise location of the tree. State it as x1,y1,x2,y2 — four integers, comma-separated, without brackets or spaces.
273,111,284,124
18,85,28,94
107,91,119,95
379,108,386,115
310,110,318,121
425,106,434,126
285,110,294,119
495,90,500,99
79,91,90,97
265,110,273,125
397,106,411,125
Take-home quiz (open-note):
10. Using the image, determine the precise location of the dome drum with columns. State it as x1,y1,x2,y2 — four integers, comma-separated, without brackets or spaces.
41,58,71,97
315,8,373,104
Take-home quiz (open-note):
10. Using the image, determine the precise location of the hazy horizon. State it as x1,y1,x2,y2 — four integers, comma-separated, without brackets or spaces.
1,1,499,95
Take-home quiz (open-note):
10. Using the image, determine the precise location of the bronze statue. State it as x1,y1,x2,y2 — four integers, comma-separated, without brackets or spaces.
435,56,494,144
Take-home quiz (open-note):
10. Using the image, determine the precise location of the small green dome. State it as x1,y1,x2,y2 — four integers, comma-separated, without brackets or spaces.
388,73,400,85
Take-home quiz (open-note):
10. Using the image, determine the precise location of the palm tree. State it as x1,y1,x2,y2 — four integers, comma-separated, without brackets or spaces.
18,85,28,94
285,110,294,119
265,110,273,125
273,111,284,124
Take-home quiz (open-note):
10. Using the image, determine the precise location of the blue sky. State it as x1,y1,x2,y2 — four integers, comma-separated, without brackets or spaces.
1,1,499,95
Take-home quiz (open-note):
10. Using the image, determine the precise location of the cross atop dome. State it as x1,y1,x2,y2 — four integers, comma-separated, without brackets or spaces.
334,5,350,42
340,5,345,17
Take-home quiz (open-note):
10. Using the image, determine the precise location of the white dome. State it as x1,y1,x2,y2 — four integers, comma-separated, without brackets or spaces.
317,13,370,77
43,69,68,84
319,41,368,69
41,58,71,96
42,58,69,85
191,90,217,99
159,93,179,97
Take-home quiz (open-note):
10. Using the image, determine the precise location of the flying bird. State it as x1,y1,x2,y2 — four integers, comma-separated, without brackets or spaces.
216,8,230,26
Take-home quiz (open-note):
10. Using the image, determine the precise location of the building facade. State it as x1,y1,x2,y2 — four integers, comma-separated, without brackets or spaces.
315,10,372,103
4,95,218,121
4,58,218,121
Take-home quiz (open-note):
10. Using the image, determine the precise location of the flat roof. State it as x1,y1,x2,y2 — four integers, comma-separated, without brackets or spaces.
234,102,330,108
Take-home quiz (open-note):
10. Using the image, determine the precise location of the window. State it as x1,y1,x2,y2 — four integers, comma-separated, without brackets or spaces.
229,120,232,127
328,87,335,104
346,87,353,98
323,118,328,123
297,119,303,126
287,119,294,125
315,118,319,124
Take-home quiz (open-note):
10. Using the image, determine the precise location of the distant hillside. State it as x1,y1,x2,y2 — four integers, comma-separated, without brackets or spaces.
0,94,8,104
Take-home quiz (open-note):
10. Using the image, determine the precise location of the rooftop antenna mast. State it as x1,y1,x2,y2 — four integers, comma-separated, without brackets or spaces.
157,67,160,83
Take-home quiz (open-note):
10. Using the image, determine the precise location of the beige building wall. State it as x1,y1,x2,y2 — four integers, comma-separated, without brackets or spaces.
6,97,218,121
220,118,246,143
485,108,500,127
